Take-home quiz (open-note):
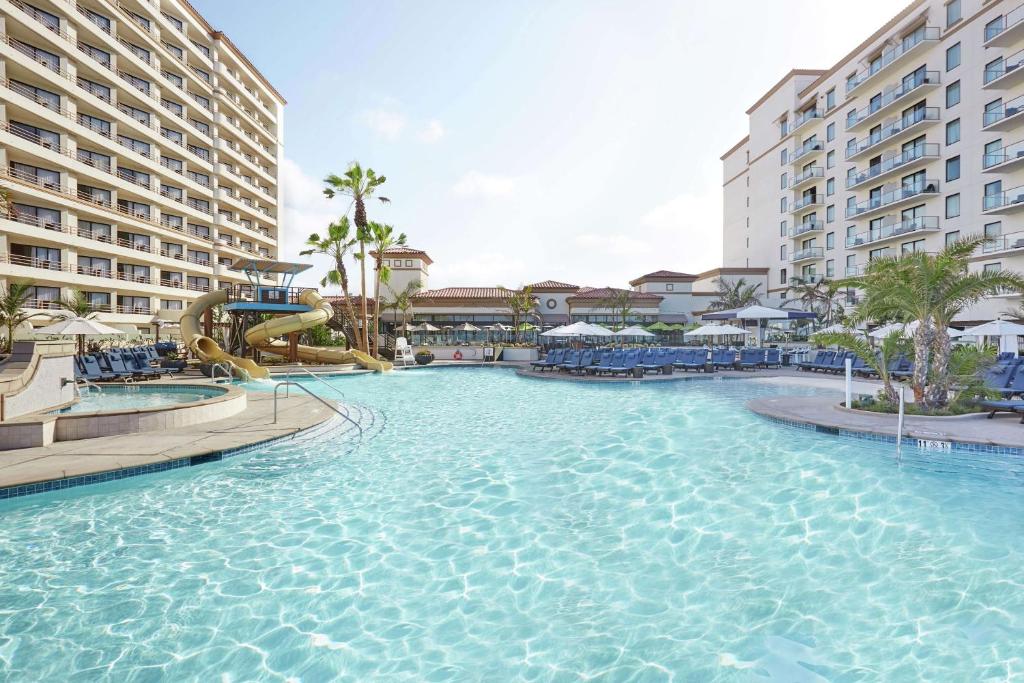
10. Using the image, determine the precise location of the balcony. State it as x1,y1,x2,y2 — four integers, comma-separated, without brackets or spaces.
790,273,825,285
789,247,824,264
845,216,939,248
983,139,1024,173
846,143,940,189
790,139,825,165
789,220,825,238
983,95,1024,132
845,251,897,276
790,166,824,190
846,27,939,95
982,231,1024,255
845,108,940,161
983,49,1024,90
983,185,1024,215
789,108,823,137
789,193,825,216
985,4,1024,48
845,71,940,131
845,180,939,220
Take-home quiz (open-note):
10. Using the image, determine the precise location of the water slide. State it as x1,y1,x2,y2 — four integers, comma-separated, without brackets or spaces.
180,289,392,378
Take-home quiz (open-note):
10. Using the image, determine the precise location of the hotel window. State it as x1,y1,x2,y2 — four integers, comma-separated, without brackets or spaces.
77,256,111,277
945,193,960,218
945,119,960,145
846,254,856,271
165,42,184,60
78,185,111,205
780,172,788,189
826,150,835,168
826,232,835,250
780,221,787,237
11,39,60,71
161,300,183,310
901,239,926,254
984,263,1002,274
985,221,1002,238
780,244,787,260
11,203,61,230
826,260,834,278
946,0,961,27
826,178,835,196
826,122,835,142
25,286,61,307
12,79,60,111
77,76,111,102
10,121,60,149
985,180,1003,211
84,292,110,310
405,260,413,267
78,220,111,241
946,43,961,71
780,148,788,165
946,81,960,109
78,113,111,137
666,284,674,291
117,296,151,313
825,88,835,111
945,230,960,247
946,156,960,182
985,57,1005,86
779,269,787,284
780,197,787,213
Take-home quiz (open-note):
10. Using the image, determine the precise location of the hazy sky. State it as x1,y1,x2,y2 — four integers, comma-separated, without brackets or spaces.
194,0,901,293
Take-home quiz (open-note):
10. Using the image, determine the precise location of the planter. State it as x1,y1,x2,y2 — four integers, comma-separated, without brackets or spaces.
414,352,434,366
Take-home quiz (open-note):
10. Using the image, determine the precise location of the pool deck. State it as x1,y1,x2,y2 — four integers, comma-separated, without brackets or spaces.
0,384,336,492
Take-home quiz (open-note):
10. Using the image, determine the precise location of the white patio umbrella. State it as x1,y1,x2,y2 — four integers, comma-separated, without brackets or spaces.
454,322,480,332
612,325,655,338
869,321,964,339
960,319,1024,356
540,321,613,337
703,305,817,344
35,316,125,353
814,323,864,335
684,324,750,338
415,322,440,332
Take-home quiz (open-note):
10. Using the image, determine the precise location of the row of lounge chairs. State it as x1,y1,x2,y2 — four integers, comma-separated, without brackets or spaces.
980,357,1024,421
74,346,181,383
530,347,783,376
797,350,914,378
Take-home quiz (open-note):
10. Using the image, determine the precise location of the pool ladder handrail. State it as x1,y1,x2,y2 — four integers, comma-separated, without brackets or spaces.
273,381,362,435
285,365,346,399
210,362,232,383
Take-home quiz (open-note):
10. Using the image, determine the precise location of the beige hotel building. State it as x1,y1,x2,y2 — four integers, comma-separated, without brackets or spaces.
0,0,283,335
722,0,1024,324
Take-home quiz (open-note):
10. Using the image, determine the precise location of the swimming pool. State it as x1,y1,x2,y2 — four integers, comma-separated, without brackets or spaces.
2,368,1022,679
52,384,224,413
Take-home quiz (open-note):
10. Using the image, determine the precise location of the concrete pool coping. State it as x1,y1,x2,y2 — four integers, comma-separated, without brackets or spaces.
0,386,340,498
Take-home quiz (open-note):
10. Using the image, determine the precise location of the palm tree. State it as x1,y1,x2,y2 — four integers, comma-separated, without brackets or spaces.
367,222,406,357
812,330,909,405
382,280,420,337
323,163,389,353
59,289,95,318
299,216,362,350
837,235,1024,408
599,288,635,330
785,279,843,326
499,285,536,342
0,189,10,216
0,281,38,354
708,277,762,311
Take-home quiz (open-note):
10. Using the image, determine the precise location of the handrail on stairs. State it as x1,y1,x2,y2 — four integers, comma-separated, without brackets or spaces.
273,381,362,435
285,365,345,398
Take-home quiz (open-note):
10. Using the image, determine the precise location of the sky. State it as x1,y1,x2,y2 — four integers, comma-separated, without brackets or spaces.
194,0,902,294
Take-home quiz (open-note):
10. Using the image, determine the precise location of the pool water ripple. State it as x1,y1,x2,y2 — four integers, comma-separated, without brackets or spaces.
1,368,1023,680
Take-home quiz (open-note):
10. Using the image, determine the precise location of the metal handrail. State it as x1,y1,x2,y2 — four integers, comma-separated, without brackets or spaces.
286,366,346,398
273,381,362,434
210,362,232,381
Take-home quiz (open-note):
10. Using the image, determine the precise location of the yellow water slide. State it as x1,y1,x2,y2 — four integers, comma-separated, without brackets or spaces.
180,289,392,378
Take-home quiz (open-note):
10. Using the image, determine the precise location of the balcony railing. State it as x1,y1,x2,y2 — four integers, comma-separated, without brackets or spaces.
984,48,1024,87
845,180,939,219
0,253,69,272
983,94,1024,129
791,139,825,163
983,231,1024,253
845,71,939,130
845,27,939,94
846,143,940,189
790,166,824,188
845,216,939,247
10,0,63,36
789,220,825,238
791,193,825,212
984,186,1024,212
845,107,940,161
983,139,1024,170
790,273,825,285
789,247,824,263
986,3,1024,45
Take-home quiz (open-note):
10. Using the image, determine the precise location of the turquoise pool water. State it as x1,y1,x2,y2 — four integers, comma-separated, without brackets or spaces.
53,385,221,413
3,368,1023,680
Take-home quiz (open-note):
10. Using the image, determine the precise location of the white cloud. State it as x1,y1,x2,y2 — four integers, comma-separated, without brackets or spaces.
360,108,407,140
278,158,349,291
451,171,517,198
417,119,445,143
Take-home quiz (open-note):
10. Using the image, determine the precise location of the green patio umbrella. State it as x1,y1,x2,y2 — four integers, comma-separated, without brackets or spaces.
646,321,672,333
516,322,537,331
667,323,688,331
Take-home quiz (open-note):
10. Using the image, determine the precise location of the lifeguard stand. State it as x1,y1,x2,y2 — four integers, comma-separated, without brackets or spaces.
208,258,314,361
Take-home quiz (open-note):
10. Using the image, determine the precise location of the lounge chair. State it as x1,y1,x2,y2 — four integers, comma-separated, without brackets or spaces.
764,348,782,368
639,348,672,374
131,348,173,375
561,349,593,374
673,348,705,372
738,348,765,370
822,351,853,374
608,348,642,376
590,349,624,375
797,351,825,371
94,352,134,380
808,351,835,372
532,348,566,371
80,355,116,381
712,348,735,369
637,348,660,373
889,355,914,378
107,350,158,379
557,350,581,373
983,359,1022,394
980,399,1024,422
849,353,870,375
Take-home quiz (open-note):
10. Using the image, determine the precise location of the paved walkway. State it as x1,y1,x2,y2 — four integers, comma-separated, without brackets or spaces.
0,389,335,489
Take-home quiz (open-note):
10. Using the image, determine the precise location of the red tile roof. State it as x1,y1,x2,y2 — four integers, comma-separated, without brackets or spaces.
629,270,697,286
412,287,521,300
527,280,579,291
566,286,663,304
376,245,433,265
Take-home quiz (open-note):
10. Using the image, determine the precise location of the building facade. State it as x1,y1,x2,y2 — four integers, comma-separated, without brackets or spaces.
722,0,1024,323
0,0,284,335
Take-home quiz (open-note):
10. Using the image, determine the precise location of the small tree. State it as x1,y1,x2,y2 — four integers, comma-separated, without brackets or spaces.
812,330,909,405
59,289,95,318
599,288,635,330
499,285,536,342
300,216,362,350
367,222,406,357
382,280,420,336
708,277,762,311
0,281,39,354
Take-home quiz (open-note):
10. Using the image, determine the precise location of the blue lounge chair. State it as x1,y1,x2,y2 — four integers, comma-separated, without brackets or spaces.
797,351,824,371
131,348,173,375
532,348,566,371
637,348,660,373
111,350,159,379
639,348,672,373
608,348,642,376
822,351,852,374
593,349,612,369
764,348,782,368
980,399,1024,422
95,352,135,380
673,348,704,371
738,348,764,370
712,348,735,369
889,355,914,378
557,349,581,372
591,349,624,375
561,349,593,374
983,358,1022,393
849,353,870,375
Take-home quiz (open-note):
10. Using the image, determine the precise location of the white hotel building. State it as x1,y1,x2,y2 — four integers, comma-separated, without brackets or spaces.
722,0,1024,324
0,0,283,335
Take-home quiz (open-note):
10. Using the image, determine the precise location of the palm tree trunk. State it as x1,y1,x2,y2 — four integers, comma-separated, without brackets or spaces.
911,319,933,405
336,260,361,351
372,265,381,357
927,328,952,407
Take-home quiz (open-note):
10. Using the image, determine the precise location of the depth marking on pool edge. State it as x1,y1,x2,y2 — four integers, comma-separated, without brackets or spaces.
916,439,953,451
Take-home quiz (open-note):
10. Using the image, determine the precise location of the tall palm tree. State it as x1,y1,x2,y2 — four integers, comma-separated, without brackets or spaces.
59,289,95,318
299,216,362,350
499,285,535,342
599,288,635,329
367,222,406,357
0,281,38,354
323,163,389,353
708,277,762,311
837,235,1024,408
785,279,843,326
382,280,421,337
